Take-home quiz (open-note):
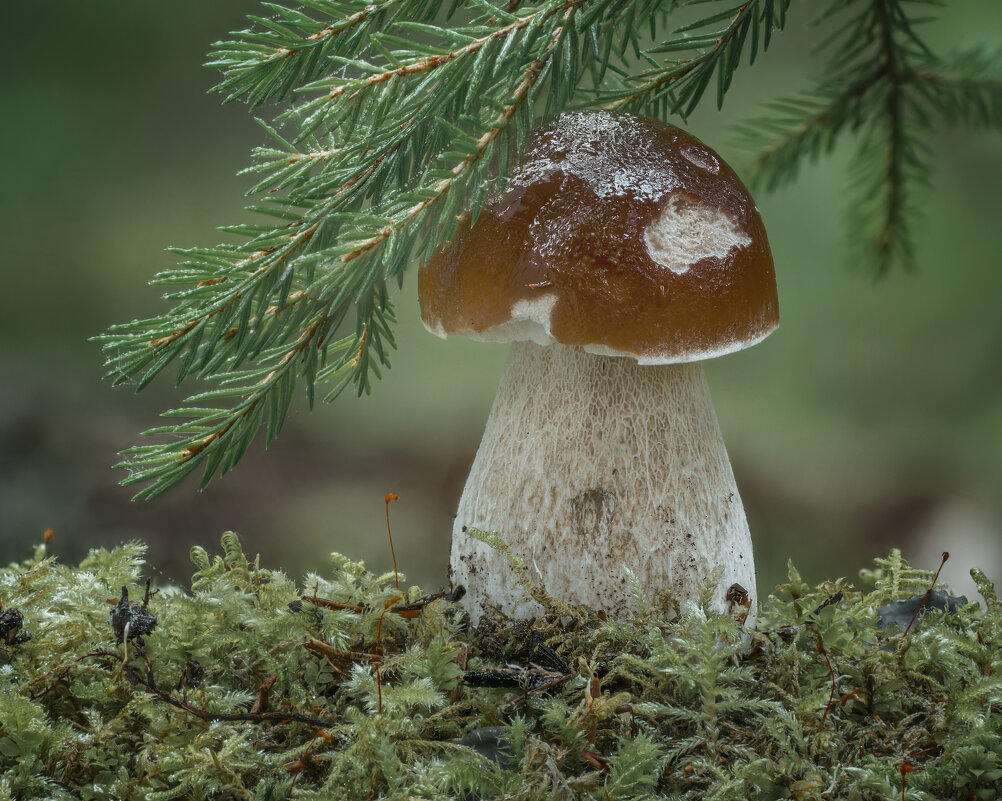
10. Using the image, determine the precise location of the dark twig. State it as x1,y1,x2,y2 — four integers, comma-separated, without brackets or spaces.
812,628,837,727
500,672,575,709
301,585,464,620
303,638,381,664
88,648,337,728
26,659,87,701
812,591,844,618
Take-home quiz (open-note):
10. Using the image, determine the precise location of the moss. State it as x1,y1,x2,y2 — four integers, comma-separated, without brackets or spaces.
0,534,999,800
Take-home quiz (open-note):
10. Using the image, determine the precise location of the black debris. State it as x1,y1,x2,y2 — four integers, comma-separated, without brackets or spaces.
178,659,204,690
526,631,570,673
877,591,968,632
110,585,158,645
0,607,31,646
459,726,514,768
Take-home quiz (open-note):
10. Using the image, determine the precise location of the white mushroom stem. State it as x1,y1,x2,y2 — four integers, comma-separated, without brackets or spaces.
451,340,756,623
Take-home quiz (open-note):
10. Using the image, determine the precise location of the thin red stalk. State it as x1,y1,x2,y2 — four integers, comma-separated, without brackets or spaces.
903,551,950,636
385,493,399,588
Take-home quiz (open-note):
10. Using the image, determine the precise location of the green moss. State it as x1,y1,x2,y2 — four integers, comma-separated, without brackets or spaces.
1,534,999,800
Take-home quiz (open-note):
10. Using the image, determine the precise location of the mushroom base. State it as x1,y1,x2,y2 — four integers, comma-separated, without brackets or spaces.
450,341,756,623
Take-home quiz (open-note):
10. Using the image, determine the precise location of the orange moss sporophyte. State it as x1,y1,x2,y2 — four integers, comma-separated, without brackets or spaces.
385,492,400,589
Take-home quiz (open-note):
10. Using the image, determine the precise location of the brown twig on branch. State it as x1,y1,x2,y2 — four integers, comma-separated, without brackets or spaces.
180,314,326,460
303,637,382,664
149,222,318,351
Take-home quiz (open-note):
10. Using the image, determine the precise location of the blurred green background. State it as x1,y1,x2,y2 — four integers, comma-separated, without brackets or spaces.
1,2,1000,601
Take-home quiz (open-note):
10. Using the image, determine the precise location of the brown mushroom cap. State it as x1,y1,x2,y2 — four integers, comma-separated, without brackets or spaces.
418,111,779,364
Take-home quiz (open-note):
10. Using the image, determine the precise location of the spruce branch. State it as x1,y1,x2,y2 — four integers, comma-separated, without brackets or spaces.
100,0,999,498
208,0,415,106
101,0,643,498
737,0,999,277
913,41,1002,130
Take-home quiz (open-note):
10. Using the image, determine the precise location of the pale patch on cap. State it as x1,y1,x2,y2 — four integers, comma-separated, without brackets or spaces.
679,146,720,173
644,194,751,275
463,294,558,345
422,316,448,339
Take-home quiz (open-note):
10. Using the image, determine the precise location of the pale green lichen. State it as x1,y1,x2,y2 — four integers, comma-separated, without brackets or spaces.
1,534,999,800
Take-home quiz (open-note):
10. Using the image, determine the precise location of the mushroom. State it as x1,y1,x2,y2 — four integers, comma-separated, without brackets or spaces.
419,111,778,623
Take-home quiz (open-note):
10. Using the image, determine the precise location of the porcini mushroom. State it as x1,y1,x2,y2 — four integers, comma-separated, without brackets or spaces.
419,111,778,623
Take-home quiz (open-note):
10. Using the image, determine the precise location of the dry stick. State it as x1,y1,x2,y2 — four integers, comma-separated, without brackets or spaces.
301,588,457,619
839,686,865,708
499,672,574,710
25,633,146,699
285,730,333,800
301,596,365,613
88,648,338,728
27,660,84,701
249,675,278,715
903,551,950,636
285,738,315,801
323,658,352,681
303,637,381,664
385,493,400,588
581,750,610,775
